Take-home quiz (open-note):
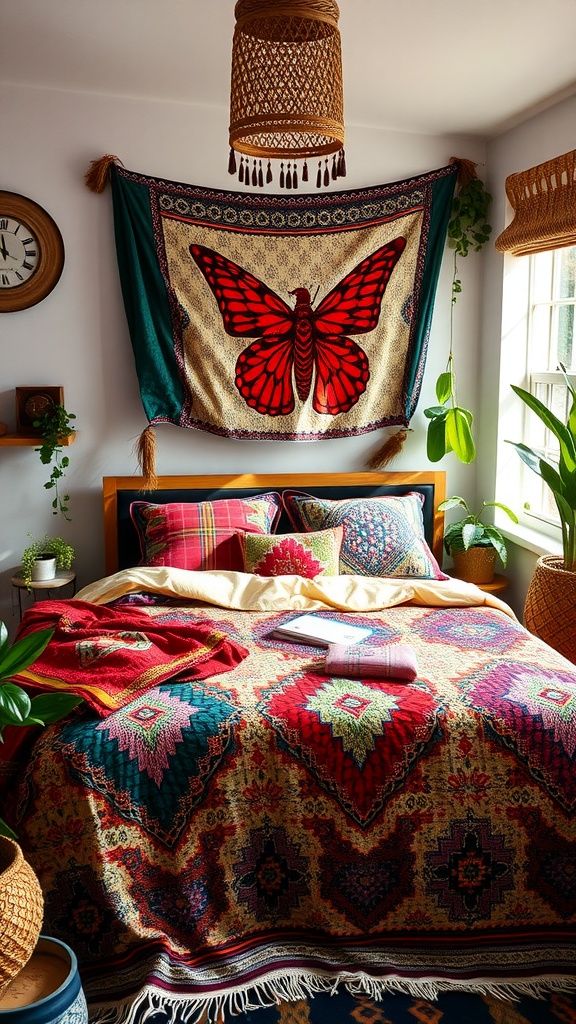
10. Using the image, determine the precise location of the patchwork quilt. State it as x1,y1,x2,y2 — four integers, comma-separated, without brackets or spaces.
5,571,576,1023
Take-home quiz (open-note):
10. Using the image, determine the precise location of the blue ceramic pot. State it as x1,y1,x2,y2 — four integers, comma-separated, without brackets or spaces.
0,936,88,1024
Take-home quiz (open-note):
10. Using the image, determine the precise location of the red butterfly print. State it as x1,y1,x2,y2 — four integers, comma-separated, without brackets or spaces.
189,239,406,417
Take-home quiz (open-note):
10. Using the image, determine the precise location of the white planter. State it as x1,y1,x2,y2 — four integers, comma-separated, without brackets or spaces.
31,556,57,583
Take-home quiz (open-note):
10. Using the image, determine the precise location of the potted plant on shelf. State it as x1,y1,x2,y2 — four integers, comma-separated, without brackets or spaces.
506,363,576,659
424,163,492,464
439,495,518,584
20,535,75,592
0,620,84,1007
33,403,76,520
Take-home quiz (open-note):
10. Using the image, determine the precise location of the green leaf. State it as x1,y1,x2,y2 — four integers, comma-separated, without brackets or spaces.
0,683,32,725
426,415,448,462
0,818,18,840
485,501,518,523
423,406,448,420
445,407,476,463
504,440,544,477
29,692,83,724
511,385,576,473
437,496,469,512
0,627,54,682
435,372,453,405
462,523,483,549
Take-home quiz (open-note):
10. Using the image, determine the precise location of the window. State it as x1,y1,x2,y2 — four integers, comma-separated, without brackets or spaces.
497,245,576,545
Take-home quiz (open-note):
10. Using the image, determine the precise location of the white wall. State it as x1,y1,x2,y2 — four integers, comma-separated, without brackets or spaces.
481,92,576,618
1,81,487,632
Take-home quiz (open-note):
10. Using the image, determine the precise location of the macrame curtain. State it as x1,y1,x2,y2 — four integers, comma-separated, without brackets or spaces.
495,148,576,256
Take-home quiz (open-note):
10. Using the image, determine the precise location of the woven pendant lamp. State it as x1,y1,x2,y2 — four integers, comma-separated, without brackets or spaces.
228,0,346,190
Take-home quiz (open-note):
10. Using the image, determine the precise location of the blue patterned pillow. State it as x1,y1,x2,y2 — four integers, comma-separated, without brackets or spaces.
283,491,447,579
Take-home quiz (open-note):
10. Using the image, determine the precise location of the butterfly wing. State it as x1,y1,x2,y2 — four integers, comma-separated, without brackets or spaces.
313,335,370,415
310,238,406,415
189,244,294,338
313,238,406,337
235,337,296,416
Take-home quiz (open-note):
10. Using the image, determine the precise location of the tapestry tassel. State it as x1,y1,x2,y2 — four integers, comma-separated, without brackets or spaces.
228,148,237,175
449,155,479,187
134,425,158,491
84,154,122,193
366,428,408,470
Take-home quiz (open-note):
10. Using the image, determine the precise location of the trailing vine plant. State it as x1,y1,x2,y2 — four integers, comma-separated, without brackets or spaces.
424,164,492,464
33,403,76,519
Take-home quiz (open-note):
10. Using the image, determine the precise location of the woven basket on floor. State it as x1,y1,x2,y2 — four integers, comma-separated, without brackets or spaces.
524,555,576,664
0,836,44,999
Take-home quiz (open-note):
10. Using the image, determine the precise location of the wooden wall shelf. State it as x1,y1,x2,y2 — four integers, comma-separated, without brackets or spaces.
0,434,76,447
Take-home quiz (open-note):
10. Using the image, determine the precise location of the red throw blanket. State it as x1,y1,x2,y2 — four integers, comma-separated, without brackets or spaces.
13,600,248,716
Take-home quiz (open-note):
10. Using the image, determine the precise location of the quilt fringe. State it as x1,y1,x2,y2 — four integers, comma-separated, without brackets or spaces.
88,970,576,1023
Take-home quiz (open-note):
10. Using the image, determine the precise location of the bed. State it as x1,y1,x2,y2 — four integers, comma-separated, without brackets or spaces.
5,471,576,1024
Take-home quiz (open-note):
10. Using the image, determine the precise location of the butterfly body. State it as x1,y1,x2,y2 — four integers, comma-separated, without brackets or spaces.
189,239,405,417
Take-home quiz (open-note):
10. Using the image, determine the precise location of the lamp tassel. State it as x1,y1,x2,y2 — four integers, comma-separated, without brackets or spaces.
84,154,123,193
266,160,273,184
134,425,158,491
302,160,309,182
238,156,245,183
228,148,237,175
258,160,264,187
366,428,408,470
316,161,322,188
279,162,285,188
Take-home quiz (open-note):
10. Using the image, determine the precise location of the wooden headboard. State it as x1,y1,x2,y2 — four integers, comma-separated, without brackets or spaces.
103,471,446,575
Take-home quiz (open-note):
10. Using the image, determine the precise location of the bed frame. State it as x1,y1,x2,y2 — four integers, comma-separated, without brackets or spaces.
102,471,447,576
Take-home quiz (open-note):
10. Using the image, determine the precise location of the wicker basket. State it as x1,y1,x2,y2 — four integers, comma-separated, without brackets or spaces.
524,555,576,664
0,837,44,999
451,547,496,584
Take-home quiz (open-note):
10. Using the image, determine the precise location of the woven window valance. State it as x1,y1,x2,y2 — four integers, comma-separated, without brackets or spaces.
495,148,576,256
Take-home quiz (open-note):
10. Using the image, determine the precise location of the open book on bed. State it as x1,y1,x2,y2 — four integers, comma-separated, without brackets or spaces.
271,613,373,646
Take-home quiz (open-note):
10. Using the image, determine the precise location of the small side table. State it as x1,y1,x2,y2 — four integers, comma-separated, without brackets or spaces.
11,570,76,621
451,571,509,595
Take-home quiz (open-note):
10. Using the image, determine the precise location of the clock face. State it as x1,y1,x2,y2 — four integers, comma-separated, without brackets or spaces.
0,192,64,312
24,393,54,419
0,216,40,289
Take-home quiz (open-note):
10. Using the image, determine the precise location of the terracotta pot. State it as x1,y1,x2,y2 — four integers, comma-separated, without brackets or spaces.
0,838,44,1000
524,554,576,664
451,546,496,584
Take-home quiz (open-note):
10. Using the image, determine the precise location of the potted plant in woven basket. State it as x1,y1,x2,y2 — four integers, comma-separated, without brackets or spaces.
0,620,83,1012
439,495,518,583
506,364,576,662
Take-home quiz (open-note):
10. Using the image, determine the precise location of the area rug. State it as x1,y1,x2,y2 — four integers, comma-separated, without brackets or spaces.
194,988,576,1024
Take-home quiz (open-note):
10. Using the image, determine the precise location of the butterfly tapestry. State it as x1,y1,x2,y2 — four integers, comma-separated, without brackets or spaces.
90,157,458,478
189,240,406,418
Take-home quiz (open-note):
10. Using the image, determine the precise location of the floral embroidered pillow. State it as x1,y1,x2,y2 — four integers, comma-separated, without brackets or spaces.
241,527,343,579
130,493,282,571
282,491,447,579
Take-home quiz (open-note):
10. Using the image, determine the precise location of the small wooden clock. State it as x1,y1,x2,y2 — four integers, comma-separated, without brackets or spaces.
0,191,65,312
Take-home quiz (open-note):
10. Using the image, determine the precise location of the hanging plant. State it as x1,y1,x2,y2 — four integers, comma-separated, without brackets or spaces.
424,163,492,464
33,403,76,519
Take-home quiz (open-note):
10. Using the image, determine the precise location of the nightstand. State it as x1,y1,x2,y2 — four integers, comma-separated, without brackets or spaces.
450,571,509,595
11,570,76,621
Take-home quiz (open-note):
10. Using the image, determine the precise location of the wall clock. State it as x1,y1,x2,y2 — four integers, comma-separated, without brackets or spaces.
0,191,65,312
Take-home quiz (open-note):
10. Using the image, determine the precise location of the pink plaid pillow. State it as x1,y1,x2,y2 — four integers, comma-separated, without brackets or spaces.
241,527,343,579
131,494,282,571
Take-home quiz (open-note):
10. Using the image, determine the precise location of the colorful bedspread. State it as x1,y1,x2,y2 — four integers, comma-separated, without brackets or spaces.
5,571,576,1023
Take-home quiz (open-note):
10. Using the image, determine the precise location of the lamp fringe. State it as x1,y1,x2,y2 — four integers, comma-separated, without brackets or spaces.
366,428,408,470
84,155,123,193
134,425,158,491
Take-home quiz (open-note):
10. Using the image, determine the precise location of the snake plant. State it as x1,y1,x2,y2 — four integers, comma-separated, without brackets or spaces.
506,364,576,572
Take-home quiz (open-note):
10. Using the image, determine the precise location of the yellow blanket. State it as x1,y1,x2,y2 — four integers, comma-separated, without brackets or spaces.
76,567,516,619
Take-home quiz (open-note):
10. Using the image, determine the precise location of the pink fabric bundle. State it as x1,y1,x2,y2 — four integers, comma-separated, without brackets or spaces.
324,643,419,681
